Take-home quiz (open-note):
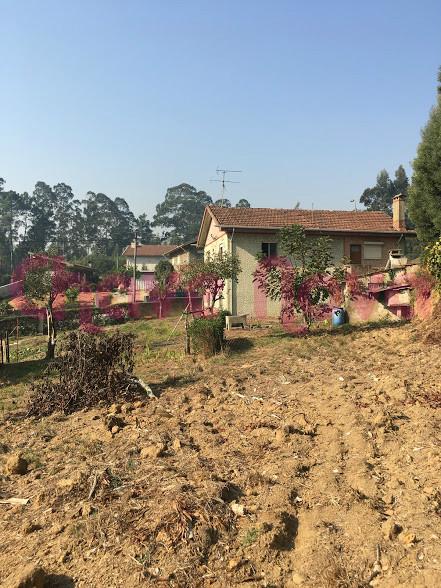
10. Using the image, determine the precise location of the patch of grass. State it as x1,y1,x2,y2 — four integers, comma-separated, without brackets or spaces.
242,527,260,547
22,449,44,469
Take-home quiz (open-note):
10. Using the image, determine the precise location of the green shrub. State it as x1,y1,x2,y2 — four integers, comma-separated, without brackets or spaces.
187,313,225,357
425,237,441,286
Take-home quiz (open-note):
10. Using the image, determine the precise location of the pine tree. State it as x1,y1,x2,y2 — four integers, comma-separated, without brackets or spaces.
408,68,441,244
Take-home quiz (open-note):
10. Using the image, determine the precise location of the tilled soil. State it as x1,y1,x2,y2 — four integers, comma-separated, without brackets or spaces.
1,322,441,587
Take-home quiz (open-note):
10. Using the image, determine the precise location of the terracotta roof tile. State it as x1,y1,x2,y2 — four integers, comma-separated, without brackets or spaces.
122,244,177,257
208,206,408,233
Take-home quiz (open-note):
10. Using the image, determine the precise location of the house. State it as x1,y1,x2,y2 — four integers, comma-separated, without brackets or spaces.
165,241,203,270
122,243,177,292
196,194,417,317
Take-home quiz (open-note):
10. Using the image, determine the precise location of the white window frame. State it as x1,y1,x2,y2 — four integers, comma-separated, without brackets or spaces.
363,242,383,260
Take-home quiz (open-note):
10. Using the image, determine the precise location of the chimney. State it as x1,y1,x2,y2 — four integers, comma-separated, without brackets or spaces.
392,194,406,231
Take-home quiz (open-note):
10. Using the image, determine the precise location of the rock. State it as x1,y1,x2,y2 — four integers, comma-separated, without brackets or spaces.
4,564,46,588
121,403,133,414
104,414,125,431
23,522,42,534
228,558,242,570
230,501,245,516
399,531,417,547
382,519,402,540
4,453,28,475
287,572,305,586
51,523,65,536
133,400,144,409
109,403,122,414
172,438,182,451
80,502,96,517
140,443,165,458
111,425,120,435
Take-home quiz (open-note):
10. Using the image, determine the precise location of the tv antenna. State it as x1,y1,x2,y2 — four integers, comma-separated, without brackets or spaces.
350,199,358,211
210,168,242,206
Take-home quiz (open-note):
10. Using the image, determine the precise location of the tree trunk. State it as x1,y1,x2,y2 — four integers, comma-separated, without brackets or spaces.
46,305,57,359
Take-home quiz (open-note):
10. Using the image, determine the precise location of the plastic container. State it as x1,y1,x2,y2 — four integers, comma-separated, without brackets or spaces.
331,307,346,327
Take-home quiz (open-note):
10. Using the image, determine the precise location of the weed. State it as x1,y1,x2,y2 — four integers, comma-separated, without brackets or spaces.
242,527,260,547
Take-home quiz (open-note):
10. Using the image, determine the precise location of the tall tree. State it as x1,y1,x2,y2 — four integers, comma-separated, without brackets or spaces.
214,198,231,207
52,183,75,256
408,68,441,244
153,183,212,242
136,213,155,244
394,164,409,196
360,166,409,214
236,198,251,208
27,181,56,252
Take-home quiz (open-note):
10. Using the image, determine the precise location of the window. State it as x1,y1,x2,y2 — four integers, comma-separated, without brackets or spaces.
363,242,383,260
262,242,277,257
349,244,362,264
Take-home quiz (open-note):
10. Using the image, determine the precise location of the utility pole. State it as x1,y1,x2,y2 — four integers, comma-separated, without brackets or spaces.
210,168,242,206
132,230,138,304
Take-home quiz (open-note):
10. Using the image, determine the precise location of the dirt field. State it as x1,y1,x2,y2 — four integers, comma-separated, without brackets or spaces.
1,320,441,587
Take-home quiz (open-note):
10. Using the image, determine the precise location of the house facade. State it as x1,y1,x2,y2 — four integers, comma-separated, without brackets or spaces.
165,241,203,270
196,195,417,317
122,243,177,293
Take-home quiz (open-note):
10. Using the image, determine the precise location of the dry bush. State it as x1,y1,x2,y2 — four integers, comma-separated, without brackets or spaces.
27,330,137,416
421,301,441,345
314,547,370,588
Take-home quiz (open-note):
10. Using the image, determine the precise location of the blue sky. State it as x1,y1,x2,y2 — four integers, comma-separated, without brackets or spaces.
1,0,440,217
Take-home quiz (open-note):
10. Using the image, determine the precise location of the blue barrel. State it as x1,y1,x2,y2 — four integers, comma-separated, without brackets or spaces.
332,307,346,327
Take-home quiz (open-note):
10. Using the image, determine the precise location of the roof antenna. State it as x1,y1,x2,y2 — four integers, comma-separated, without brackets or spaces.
311,202,314,224
210,168,242,206
350,199,358,211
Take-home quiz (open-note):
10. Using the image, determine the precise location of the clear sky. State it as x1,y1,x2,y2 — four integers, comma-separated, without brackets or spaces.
1,0,440,217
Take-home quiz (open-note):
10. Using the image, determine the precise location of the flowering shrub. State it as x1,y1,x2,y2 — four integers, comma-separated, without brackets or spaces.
80,322,103,334
13,254,77,358
98,272,131,292
93,305,129,326
253,254,342,329
150,261,180,318
408,270,436,299
181,252,241,311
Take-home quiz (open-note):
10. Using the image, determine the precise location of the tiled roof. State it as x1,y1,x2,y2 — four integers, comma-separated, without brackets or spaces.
208,206,407,233
122,244,177,257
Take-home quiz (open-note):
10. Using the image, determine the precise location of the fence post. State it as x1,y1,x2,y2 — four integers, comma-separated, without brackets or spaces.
6,331,10,363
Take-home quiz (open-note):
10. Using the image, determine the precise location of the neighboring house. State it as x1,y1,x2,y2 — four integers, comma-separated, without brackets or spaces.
122,243,177,293
196,195,417,317
165,241,203,270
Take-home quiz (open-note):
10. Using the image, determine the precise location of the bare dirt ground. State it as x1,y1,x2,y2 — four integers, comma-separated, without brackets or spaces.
1,320,441,587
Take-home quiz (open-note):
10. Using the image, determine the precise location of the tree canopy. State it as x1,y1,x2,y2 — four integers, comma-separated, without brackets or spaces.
153,183,213,243
408,68,441,244
359,166,409,215
0,178,213,281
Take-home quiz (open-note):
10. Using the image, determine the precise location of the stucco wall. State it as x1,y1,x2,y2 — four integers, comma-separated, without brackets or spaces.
203,221,231,310
126,255,165,273
202,228,403,318
231,232,346,317
342,235,401,272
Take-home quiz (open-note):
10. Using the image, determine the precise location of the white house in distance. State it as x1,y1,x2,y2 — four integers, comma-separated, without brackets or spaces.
122,243,177,294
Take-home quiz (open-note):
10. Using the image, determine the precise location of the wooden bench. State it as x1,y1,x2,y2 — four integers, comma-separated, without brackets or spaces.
225,314,249,330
